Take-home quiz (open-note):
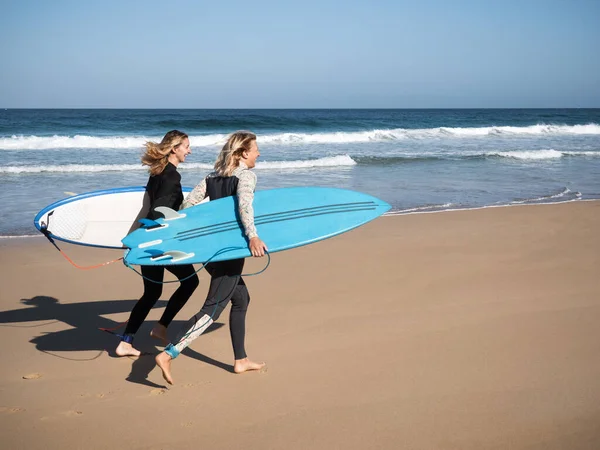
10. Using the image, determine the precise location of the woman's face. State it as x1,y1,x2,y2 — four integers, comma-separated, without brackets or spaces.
242,140,260,169
173,137,191,164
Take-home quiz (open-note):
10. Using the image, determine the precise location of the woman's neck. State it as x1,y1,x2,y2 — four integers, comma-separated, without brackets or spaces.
168,154,179,167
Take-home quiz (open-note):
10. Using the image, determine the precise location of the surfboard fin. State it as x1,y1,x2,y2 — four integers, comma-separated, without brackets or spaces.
154,207,186,221
139,218,161,228
150,250,195,263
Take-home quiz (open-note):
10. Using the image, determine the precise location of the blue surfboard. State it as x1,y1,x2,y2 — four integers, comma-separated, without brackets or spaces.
34,186,193,249
122,187,391,265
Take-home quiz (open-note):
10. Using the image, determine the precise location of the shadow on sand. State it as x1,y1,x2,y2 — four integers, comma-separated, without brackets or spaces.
0,295,234,387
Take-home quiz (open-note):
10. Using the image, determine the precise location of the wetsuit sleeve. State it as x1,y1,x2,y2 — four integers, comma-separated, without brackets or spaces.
182,178,207,209
149,172,182,220
237,170,258,239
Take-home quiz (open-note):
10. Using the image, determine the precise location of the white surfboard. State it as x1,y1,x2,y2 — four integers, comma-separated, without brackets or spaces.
34,186,197,249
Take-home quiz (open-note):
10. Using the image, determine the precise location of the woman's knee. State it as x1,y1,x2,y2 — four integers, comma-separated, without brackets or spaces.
142,283,163,301
231,287,250,312
182,274,199,292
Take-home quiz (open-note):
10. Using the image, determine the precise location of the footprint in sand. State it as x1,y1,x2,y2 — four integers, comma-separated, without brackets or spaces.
149,388,167,396
22,373,42,380
181,421,193,428
79,391,113,399
0,407,25,414
40,410,83,421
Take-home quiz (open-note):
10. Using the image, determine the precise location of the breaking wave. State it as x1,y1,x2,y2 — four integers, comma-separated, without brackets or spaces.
2,123,599,150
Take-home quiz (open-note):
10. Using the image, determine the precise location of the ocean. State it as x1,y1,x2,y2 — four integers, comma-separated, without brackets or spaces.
1,108,600,237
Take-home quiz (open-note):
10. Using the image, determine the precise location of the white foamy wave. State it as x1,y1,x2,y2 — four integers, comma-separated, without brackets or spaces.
384,203,453,215
259,123,600,144
255,155,356,169
0,134,228,150
259,130,405,144
562,151,600,157
488,149,564,160
0,156,354,174
438,123,600,137
508,187,581,204
0,162,213,174
3,123,599,150
488,149,600,160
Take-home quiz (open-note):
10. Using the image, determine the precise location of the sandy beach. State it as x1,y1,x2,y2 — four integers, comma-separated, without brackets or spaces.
1,201,599,450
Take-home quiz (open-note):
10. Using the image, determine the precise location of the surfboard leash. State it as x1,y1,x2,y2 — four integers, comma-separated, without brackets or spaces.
122,246,271,284
98,321,128,337
39,223,123,270
116,248,270,347
102,261,263,348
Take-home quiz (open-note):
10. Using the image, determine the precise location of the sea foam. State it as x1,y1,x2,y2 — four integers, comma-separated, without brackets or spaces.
2,123,599,150
0,156,356,174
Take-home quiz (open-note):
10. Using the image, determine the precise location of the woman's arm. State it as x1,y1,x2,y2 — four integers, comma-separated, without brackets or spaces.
236,171,258,239
237,171,268,257
182,178,207,209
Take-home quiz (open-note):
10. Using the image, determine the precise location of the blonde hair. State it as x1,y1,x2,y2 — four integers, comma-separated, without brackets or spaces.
214,130,257,176
141,130,189,176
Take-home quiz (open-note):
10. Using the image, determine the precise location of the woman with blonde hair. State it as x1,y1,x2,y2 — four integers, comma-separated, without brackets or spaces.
155,130,267,383
116,130,199,357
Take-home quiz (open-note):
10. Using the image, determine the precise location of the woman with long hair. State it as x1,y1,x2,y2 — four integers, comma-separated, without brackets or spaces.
116,130,199,357
155,130,267,383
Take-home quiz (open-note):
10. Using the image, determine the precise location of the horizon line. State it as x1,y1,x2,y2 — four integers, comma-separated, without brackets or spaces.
2,107,600,111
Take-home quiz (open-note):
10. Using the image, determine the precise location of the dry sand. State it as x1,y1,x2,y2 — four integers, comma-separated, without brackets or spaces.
1,201,599,450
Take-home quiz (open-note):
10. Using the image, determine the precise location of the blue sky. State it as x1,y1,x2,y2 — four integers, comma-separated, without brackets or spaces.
1,0,599,108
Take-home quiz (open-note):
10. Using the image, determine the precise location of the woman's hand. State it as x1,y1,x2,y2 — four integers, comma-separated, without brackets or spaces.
249,237,268,257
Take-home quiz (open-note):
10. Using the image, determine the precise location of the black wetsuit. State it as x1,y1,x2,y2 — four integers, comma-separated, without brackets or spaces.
167,174,251,360
122,163,199,342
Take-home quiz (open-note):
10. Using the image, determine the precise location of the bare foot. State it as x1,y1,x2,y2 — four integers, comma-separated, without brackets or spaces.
116,341,141,357
155,352,174,384
150,324,169,346
234,358,266,374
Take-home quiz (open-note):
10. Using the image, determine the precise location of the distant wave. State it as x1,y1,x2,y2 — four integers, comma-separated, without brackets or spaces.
0,155,355,174
2,149,599,173
355,149,600,165
254,155,356,169
2,123,599,149
0,162,211,174
3,149,600,173
0,134,228,150
259,123,600,145
486,150,600,160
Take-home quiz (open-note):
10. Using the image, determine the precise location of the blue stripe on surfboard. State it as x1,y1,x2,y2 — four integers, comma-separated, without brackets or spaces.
137,210,385,264
177,205,377,242
175,201,377,237
123,187,391,265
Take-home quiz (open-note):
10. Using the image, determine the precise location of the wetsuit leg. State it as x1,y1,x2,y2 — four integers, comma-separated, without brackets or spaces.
165,259,244,358
229,277,250,360
123,265,164,340
158,264,199,327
